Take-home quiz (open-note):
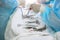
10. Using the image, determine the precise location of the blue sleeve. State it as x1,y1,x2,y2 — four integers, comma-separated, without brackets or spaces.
0,0,17,40
53,0,60,19
41,0,60,32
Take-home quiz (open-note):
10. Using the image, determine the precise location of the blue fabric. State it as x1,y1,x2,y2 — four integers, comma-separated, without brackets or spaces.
53,0,60,19
42,0,54,4
50,0,55,5
41,0,60,32
0,0,17,40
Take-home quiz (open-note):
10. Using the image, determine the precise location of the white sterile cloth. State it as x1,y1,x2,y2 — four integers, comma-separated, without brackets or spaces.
5,7,54,40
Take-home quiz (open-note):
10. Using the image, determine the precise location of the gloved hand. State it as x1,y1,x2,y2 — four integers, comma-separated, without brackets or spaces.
30,4,40,13
54,32,60,40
